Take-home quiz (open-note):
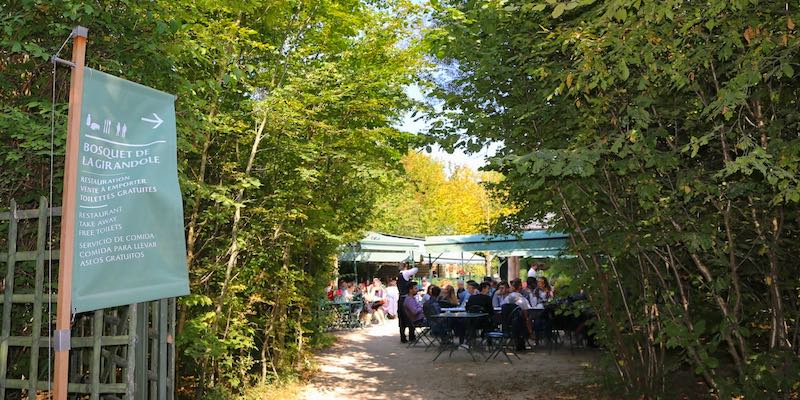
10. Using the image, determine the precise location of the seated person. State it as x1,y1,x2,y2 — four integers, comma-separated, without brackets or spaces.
459,281,479,307
466,282,494,334
423,285,448,338
465,282,493,315
365,277,387,324
438,285,459,308
529,276,554,309
528,277,554,340
503,279,534,350
403,281,425,325
483,276,496,297
492,281,509,309
423,285,443,317
422,282,437,302
522,276,536,298
456,280,466,301
333,280,351,302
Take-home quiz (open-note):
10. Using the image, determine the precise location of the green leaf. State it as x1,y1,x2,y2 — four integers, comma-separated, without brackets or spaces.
615,8,627,21
619,63,630,80
781,63,794,78
552,3,566,18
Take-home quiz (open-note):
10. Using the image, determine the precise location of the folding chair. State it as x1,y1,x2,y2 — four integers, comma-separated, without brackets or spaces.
335,302,350,330
406,319,432,348
347,301,365,329
466,305,492,348
551,309,584,353
485,304,522,363
425,315,451,351
466,305,484,313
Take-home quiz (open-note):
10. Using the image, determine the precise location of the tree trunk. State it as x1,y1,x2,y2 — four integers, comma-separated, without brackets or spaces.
212,114,268,335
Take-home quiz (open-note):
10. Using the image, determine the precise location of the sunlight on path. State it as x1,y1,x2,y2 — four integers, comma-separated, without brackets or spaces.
300,319,599,400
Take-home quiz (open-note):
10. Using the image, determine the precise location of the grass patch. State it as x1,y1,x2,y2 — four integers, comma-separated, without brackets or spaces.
238,377,304,400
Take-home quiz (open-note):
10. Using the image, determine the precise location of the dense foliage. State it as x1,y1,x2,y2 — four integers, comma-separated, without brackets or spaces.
2,0,423,397
427,0,800,397
370,151,510,236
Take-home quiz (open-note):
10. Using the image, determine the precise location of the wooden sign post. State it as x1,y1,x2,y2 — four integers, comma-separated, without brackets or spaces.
53,26,87,400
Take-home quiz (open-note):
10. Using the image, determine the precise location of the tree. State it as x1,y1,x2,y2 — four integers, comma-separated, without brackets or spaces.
427,0,800,397
1,0,425,397
370,151,510,236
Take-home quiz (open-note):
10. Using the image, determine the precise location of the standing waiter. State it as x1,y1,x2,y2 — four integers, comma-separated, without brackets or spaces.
397,262,419,343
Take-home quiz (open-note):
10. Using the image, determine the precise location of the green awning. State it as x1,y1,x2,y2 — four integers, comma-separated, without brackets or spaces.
338,232,424,264
339,232,485,264
424,230,569,257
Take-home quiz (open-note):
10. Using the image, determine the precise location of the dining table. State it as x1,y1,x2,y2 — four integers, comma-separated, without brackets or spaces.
429,312,489,362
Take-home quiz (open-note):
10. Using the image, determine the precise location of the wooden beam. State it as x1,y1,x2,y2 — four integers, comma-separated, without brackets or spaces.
29,197,49,396
54,25,88,400
0,199,20,398
0,206,62,220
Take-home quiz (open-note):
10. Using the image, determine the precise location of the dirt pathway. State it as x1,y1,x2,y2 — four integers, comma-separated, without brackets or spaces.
300,318,601,400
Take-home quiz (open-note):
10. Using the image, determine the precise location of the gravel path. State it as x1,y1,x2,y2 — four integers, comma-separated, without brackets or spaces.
300,318,601,400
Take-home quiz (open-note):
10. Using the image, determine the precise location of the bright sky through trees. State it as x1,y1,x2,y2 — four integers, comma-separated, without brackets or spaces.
397,84,499,173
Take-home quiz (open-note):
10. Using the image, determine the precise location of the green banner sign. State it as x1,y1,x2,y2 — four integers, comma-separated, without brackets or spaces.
72,68,189,313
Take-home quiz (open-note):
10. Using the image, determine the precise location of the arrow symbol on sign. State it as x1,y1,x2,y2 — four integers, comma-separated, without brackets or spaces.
140,113,163,129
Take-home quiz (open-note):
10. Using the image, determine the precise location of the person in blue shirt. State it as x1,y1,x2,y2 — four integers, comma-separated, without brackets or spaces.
492,281,510,308
456,280,466,301
483,276,496,298
459,280,478,307
423,285,442,317
423,285,448,339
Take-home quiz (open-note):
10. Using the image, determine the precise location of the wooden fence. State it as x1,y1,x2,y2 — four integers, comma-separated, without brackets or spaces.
0,197,175,399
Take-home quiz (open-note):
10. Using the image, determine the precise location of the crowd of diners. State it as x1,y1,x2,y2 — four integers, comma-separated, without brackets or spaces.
325,263,596,350
325,277,401,326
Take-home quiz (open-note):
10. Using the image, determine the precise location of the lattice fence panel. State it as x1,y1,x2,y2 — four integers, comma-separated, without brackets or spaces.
0,198,175,399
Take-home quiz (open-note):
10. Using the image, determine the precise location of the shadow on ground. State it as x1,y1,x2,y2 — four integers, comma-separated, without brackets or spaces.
301,319,602,400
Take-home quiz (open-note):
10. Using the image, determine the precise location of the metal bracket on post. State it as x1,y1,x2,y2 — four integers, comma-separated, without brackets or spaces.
71,26,89,38
53,329,71,352
51,56,76,68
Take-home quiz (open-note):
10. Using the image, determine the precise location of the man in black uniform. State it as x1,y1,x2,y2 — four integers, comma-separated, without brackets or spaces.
396,262,419,343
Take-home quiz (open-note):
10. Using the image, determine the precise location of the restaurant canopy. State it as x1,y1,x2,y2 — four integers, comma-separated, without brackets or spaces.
338,232,423,263
338,232,485,264
423,230,569,258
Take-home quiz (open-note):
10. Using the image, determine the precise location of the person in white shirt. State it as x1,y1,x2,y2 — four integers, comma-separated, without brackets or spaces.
502,279,534,350
492,281,510,308
527,263,541,278
366,278,387,324
385,279,399,318
333,280,351,303
528,276,553,309
503,281,531,310
529,276,554,341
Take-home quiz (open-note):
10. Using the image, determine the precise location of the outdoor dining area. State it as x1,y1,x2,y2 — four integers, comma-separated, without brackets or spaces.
318,230,598,363
319,300,366,331
405,282,596,363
